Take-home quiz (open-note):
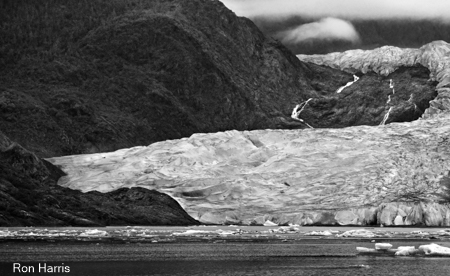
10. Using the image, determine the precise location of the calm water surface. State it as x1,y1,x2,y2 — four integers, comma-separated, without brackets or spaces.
1,226,450,275
58,257,450,276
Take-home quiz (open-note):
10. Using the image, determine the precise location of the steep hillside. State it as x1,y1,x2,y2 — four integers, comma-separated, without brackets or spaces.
0,0,435,157
0,0,322,157
0,130,199,226
298,40,450,119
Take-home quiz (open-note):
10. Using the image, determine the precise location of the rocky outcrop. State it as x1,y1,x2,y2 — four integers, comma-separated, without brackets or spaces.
0,130,199,226
297,40,450,119
49,113,450,226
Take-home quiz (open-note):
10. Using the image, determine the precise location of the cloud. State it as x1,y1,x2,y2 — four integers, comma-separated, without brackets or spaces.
277,18,361,44
220,0,450,21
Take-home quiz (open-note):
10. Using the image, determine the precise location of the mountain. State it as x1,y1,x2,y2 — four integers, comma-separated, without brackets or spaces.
1,0,447,226
0,0,437,158
0,130,199,226
49,41,450,226
0,0,317,157
297,40,450,119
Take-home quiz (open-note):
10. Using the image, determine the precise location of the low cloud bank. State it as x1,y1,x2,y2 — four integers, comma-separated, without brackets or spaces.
220,0,450,21
277,17,361,44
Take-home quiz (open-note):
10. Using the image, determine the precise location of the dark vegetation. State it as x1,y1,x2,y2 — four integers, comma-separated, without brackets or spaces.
0,0,439,158
0,0,329,157
251,16,450,54
0,130,199,226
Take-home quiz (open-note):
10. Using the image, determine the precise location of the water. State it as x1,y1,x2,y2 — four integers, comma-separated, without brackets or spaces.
2,257,449,276
1,226,450,275
1,241,450,276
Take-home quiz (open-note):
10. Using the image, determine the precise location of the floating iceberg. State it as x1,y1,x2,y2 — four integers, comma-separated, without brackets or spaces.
395,246,418,256
304,230,333,236
337,229,375,238
375,243,393,250
357,243,450,257
79,229,109,237
418,244,450,256
172,230,213,236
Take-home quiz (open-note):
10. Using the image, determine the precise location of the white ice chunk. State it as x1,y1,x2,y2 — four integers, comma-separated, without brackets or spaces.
172,230,213,236
418,244,450,256
375,243,393,250
437,229,450,236
337,229,375,238
263,220,278,226
304,230,333,236
79,229,109,237
395,246,417,256
0,230,11,237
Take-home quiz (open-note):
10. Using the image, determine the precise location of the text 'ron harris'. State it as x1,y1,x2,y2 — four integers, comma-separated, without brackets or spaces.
13,263,70,273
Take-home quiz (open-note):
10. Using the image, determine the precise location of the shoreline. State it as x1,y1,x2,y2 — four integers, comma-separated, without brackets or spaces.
1,226,449,244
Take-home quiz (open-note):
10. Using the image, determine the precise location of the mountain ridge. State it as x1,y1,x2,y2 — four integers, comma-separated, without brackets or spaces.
297,40,450,119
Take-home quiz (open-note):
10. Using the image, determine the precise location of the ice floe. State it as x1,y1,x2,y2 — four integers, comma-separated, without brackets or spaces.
419,244,450,256
263,220,278,227
304,230,333,236
357,243,450,257
337,229,376,238
79,229,109,237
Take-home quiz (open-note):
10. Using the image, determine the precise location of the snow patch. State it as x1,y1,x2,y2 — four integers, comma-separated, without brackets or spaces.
336,75,359,93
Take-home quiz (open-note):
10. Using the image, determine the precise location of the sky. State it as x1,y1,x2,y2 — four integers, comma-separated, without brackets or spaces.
219,0,450,21
219,0,450,54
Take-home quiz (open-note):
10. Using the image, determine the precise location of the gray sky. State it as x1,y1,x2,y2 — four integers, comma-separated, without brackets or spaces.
220,0,450,20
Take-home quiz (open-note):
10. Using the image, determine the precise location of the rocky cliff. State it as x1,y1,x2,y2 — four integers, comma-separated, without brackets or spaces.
0,130,199,226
